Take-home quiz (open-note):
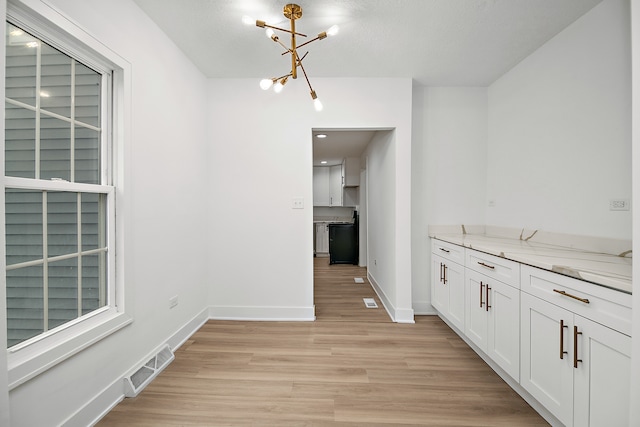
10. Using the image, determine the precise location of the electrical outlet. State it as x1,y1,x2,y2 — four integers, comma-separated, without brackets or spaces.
292,197,304,209
169,295,178,309
609,199,630,211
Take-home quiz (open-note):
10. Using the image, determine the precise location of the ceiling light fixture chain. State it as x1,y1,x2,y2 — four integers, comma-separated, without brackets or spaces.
243,3,339,112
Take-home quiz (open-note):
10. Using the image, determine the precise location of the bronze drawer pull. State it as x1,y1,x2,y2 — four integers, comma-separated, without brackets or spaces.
553,289,590,304
477,261,495,270
439,248,450,253
560,320,568,359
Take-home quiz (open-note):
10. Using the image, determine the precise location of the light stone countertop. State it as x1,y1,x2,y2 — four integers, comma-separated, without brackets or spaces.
429,225,632,294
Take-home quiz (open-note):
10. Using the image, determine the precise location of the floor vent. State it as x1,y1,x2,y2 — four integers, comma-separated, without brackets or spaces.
124,344,174,398
354,277,365,283
363,298,378,308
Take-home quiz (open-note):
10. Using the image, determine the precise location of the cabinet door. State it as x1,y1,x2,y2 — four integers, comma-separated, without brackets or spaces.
465,269,488,351
487,280,520,381
520,292,573,426
431,253,464,330
431,254,448,314
313,167,330,206
573,316,631,427
445,260,465,331
315,223,329,254
329,165,343,206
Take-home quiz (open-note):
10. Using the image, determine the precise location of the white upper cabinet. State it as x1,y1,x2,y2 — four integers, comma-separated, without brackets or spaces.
313,167,330,207
329,165,343,206
342,157,360,187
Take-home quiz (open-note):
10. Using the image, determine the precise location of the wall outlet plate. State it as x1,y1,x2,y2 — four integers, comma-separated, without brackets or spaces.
292,197,304,209
609,199,630,211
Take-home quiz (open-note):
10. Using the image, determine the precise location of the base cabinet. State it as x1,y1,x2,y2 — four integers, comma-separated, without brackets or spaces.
431,238,632,427
431,255,465,331
465,269,520,381
520,292,631,427
314,223,329,255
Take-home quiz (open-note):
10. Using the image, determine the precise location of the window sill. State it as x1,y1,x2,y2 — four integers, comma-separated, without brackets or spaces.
7,309,132,390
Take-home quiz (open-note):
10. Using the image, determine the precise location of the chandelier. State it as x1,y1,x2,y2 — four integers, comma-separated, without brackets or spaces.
242,4,339,111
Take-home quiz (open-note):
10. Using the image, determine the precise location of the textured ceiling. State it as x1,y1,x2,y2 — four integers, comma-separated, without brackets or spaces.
133,0,602,86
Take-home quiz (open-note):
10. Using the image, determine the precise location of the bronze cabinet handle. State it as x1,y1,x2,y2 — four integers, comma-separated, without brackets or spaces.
443,264,448,284
477,261,495,270
560,320,568,359
486,284,491,312
553,289,590,304
480,282,485,308
439,247,450,253
439,263,444,283
573,326,583,368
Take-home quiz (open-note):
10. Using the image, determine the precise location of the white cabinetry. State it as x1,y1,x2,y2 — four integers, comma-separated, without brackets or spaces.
342,157,360,187
520,265,631,427
465,269,520,381
315,223,329,255
431,238,632,427
431,240,465,331
329,165,343,206
313,167,330,206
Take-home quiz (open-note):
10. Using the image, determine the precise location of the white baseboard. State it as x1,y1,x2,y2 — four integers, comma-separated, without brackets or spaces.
367,272,415,323
65,307,210,427
209,305,316,321
412,301,437,315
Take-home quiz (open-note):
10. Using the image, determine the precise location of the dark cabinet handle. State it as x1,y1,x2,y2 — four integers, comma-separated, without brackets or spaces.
439,248,450,253
553,289,590,304
480,282,484,308
485,285,491,312
478,261,495,270
560,320,568,360
573,326,583,368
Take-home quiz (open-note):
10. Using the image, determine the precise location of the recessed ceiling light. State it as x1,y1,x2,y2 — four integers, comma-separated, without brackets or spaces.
320,161,327,164
316,134,327,139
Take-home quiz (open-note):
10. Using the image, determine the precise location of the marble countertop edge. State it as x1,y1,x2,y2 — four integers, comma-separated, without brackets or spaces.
429,225,632,294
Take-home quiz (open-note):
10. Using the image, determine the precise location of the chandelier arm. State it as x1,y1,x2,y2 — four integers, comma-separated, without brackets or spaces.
263,23,307,38
273,37,293,55
296,52,315,93
294,35,324,51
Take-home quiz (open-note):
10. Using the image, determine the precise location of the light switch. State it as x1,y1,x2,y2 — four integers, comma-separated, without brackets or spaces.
292,197,304,209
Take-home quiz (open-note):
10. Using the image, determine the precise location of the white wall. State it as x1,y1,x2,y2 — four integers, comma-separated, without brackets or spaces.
3,0,210,425
206,78,413,322
411,86,488,313
487,0,631,239
364,130,397,311
630,1,639,424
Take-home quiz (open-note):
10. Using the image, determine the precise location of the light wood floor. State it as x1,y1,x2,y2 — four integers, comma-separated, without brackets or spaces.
98,257,548,426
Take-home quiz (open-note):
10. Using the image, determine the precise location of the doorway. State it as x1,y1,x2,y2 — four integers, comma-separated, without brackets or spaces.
311,129,378,320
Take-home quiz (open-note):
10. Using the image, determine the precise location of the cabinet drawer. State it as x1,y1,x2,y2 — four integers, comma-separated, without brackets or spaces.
521,264,632,336
431,239,464,265
466,249,520,288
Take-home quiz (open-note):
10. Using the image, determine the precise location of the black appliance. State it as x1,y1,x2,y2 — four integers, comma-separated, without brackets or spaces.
328,211,359,265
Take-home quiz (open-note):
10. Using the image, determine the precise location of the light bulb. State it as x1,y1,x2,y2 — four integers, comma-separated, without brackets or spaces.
274,82,284,93
242,15,255,26
314,98,323,112
326,25,339,36
265,28,275,39
260,79,274,90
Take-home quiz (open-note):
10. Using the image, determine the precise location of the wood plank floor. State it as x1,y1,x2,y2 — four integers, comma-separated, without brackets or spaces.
97,257,548,426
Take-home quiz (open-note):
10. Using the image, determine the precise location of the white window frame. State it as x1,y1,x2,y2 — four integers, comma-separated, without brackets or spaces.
3,0,132,389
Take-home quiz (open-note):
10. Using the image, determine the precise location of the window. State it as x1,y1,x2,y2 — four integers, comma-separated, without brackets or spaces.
4,21,113,349
3,2,131,389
